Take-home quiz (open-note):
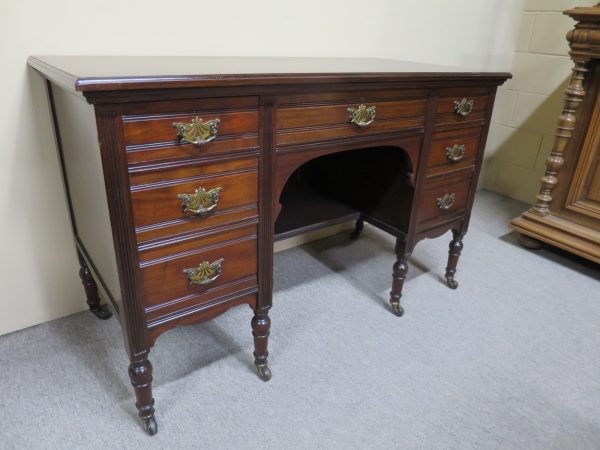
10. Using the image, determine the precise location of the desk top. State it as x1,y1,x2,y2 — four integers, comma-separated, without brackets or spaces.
29,56,510,93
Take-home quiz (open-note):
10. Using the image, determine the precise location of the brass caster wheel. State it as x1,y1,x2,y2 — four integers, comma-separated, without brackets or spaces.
90,304,112,320
143,416,158,436
255,363,272,382
390,301,404,317
445,277,459,290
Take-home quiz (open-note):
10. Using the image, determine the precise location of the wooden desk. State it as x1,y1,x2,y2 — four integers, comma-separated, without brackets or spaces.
29,56,509,435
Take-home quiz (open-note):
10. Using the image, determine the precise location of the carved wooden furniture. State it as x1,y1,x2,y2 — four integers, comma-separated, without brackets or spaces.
29,56,509,435
511,5,600,263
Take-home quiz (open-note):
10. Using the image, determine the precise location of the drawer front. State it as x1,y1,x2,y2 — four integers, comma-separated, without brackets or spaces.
130,158,258,234
416,172,474,229
435,87,490,126
426,126,482,178
136,204,258,245
122,97,259,165
140,225,257,308
276,91,427,147
127,136,259,166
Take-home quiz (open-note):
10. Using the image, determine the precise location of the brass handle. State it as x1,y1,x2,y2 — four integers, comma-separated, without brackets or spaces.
436,193,456,210
453,98,474,117
348,104,376,127
173,116,220,145
446,144,466,162
184,258,224,285
177,187,223,215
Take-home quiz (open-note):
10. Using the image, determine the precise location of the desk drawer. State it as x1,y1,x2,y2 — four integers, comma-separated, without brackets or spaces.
122,97,259,165
435,87,490,126
276,92,427,146
416,172,474,229
130,158,258,236
140,224,257,309
426,126,482,178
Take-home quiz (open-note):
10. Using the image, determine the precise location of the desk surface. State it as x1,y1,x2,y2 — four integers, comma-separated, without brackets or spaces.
29,56,510,92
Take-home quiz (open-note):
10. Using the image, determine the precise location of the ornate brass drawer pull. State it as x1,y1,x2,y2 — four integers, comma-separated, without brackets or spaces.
453,98,474,117
348,104,376,127
177,186,223,215
173,116,221,145
446,144,466,162
436,193,456,210
184,258,224,285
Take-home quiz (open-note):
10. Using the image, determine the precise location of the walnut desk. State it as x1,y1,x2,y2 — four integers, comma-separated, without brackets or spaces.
29,56,509,435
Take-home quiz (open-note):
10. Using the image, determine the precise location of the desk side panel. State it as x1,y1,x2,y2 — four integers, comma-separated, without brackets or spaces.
51,84,122,310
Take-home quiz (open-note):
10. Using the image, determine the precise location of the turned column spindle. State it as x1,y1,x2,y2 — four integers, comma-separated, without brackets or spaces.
531,58,589,215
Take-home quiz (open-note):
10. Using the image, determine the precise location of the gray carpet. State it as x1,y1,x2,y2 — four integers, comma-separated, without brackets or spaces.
1,190,599,449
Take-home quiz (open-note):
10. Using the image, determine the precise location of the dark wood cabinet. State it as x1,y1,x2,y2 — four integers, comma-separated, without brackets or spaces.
29,56,509,435
511,5,600,263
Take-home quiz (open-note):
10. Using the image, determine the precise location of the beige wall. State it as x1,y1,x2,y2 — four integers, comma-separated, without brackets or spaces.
0,0,524,336
483,0,596,203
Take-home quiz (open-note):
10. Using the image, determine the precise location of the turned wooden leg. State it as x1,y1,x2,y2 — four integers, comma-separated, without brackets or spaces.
350,217,364,239
445,230,464,290
77,251,112,320
251,308,272,382
389,238,410,317
128,354,157,435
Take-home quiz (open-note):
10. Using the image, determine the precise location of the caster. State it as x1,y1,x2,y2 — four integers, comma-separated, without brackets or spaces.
390,301,404,317
90,304,112,320
255,363,272,382
349,229,362,239
143,416,158,436
445,277,459,290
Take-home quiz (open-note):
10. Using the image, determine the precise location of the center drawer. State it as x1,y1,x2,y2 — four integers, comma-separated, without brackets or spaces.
275,90,427,147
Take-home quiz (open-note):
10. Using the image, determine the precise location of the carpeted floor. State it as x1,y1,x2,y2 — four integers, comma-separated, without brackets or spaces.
1,190,599,449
